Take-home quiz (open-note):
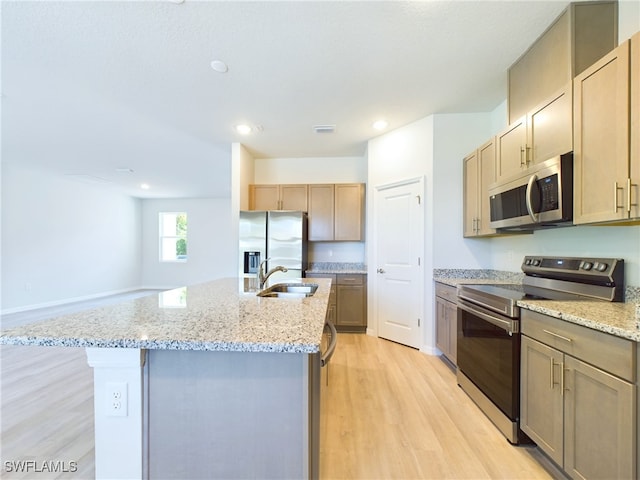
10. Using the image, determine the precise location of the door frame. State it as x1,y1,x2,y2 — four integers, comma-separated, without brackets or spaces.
368,176,425,349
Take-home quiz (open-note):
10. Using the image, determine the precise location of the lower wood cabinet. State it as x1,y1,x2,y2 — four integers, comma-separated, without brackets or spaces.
308,273,367,332
434,283,457,364
520,310,636,479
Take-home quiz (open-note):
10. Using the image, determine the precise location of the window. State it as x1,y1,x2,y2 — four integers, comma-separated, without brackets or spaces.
159,212,187,262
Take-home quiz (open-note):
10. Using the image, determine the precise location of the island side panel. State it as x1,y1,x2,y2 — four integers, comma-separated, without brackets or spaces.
147,349,318,479
86,348,146,480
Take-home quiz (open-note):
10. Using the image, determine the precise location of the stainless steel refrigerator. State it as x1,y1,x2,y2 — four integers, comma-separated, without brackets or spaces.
239,211,308,285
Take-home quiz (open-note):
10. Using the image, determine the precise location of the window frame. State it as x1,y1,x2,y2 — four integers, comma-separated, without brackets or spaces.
159,212,188,263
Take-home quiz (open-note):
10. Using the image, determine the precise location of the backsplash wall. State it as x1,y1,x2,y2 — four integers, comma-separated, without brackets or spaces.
487,225,640,287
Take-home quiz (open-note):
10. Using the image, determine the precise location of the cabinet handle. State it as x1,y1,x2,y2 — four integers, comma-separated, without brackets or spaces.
550,358,555,389
628,178,637,213
376,268,385,274
542,329,573,343
561,362,566,396
476,218,480,232
614,182,623,213
520,147,526,167
525,145,531,165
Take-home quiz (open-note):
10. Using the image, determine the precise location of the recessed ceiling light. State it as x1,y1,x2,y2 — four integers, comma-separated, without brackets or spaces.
140,183,150,190
235,124,252,135
373,120,389,131
210,60,228,73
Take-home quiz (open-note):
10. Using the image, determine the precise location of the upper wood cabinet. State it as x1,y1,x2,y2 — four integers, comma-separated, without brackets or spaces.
307,185,335,240
249,184,308,211
463,138,497,237
508,1,617,123
308,183,365,241
496,84,573,182
335,184,365,241
573,33,639,225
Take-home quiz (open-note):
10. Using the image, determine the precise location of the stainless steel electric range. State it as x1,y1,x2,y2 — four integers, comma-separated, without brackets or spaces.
456,256,624,444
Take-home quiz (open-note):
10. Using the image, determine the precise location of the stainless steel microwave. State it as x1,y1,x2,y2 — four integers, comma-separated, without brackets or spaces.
489,152,573,231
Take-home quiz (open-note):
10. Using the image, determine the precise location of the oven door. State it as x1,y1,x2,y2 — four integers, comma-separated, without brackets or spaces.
456,298,520,421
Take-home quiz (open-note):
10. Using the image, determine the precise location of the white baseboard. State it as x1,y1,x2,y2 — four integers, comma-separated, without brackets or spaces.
420,344,440,356
1,287,152,316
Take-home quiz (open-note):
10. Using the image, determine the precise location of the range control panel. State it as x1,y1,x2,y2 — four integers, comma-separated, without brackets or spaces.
521,256,624,284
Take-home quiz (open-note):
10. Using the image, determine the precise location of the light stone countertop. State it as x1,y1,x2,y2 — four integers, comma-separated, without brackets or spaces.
434,274,639,342
517,299,639,342
0,277,332,353
306,262,367,275
434,278,519,288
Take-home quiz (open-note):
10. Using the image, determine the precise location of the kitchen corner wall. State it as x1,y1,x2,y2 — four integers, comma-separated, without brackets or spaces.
367,113,495,353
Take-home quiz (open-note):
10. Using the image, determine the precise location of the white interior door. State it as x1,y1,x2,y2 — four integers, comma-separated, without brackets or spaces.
375,179,424,349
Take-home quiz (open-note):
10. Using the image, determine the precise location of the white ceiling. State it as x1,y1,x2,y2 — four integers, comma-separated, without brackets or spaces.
1,0,575,198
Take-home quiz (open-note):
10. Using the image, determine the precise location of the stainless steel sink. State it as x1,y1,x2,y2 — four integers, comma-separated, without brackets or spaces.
257,283,318,298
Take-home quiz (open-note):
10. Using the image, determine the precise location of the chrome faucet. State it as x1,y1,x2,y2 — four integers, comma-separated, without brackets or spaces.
258,258,288,289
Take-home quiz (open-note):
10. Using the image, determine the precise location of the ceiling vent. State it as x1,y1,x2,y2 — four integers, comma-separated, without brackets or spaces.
64,174,112,185
313,125,336,134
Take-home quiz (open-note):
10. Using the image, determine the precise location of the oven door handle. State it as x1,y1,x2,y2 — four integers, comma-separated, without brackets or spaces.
457,298,519,335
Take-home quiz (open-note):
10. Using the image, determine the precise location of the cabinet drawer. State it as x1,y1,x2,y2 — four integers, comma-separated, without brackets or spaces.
521,310,635,382
435,282,457,303
337,274,365,285
307,273,336,304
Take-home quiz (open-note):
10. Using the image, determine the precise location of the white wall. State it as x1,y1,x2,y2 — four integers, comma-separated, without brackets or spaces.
367,113,496,353
432,113,495,269
1,164,142,312
367,116,433,350
619,0,640,43
254,155,367,263
254,156,366,184
140,198,236,289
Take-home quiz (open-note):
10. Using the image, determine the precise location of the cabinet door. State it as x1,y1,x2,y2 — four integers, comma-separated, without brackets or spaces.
477,139,497,236
435,296,450,357
335,184,364,241
573,40,631,224
631,32,640,220
463,151,479,237
336,284,365,327
445,299,457,364
280,185,308,211
528,85,573,165
249,185,280,210
564,356,635,480
308,185,335,241
496,116,527,181
520,336,564,467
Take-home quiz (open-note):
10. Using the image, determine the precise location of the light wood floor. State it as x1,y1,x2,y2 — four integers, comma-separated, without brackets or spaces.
2,298,555,479
320,334,555,479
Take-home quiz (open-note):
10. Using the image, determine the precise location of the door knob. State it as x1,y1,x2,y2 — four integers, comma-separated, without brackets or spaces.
377,268,386,274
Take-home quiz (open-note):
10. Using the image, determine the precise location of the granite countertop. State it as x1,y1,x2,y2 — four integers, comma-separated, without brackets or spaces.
434,270,639,342
306,262,367,275
517,299,639,342
434,278,519,287
0,278,332,353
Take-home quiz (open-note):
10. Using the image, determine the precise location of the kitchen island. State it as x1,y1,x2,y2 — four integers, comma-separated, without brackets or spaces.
0,277,332,479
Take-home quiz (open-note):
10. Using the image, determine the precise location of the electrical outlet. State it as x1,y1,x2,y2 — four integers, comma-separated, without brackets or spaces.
106,382,128,417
